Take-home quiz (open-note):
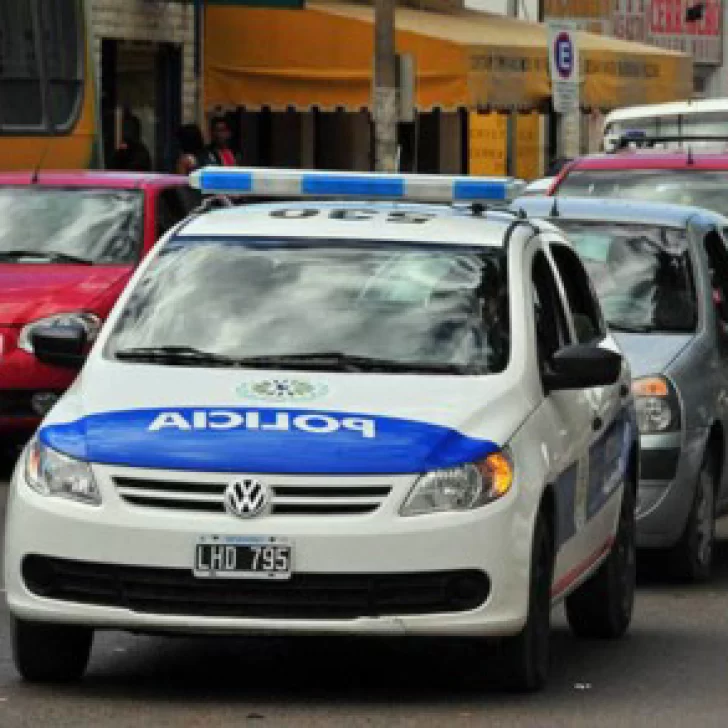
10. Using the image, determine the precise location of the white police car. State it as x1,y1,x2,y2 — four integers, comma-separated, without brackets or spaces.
4,168,638,691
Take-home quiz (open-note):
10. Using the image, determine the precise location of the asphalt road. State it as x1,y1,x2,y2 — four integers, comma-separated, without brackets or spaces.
2,458,728,728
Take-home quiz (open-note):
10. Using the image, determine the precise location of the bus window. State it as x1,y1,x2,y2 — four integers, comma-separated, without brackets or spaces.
0,3,44,129
0,0,84,133
40,0,84,131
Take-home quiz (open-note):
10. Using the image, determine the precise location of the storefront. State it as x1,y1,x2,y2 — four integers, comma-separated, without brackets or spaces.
204,1,693,177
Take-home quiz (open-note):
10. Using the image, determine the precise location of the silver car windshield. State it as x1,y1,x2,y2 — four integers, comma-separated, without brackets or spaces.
105,237,510,374
555,221,696,333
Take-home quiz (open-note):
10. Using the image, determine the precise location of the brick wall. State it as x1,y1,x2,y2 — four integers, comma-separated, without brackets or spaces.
89,0,197,123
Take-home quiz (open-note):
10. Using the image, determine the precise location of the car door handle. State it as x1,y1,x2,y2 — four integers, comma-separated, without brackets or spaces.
592,416,603,432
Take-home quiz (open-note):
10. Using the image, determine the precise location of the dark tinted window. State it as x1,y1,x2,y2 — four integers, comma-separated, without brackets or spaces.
107,239,510,374
557,169,728,218
0,0,83,133
0,187,143,265
550,244,604,343
556,220,696,334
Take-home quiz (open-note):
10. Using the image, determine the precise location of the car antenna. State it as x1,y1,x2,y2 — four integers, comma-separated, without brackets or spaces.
31,137,55,185
549,197,559,217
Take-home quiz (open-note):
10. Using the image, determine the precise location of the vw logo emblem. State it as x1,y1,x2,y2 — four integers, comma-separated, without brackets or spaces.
224,478,269,519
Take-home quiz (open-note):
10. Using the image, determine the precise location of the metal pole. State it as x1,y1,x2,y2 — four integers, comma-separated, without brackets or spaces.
373,0,397,172
194,0,204,128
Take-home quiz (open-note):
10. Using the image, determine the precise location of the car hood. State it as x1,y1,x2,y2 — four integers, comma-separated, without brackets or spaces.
0,265,132,325
38,366,534,475
612,332,693,378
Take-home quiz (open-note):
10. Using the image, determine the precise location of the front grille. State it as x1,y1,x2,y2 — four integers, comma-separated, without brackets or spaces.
22,556,490,619
113,476,392,516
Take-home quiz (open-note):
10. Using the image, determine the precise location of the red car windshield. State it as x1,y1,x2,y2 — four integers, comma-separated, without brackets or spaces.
556,169,728,217
0,187,143,265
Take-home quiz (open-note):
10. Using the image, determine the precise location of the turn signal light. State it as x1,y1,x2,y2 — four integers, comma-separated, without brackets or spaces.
632,377,669,397
476,451,514,499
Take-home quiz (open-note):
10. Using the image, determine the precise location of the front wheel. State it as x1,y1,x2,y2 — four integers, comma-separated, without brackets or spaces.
12,617,93,683
499,509,554,692
566,480,636,639
669,453,716,583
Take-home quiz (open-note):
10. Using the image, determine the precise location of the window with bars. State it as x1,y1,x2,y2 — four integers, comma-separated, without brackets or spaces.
0,0,84,133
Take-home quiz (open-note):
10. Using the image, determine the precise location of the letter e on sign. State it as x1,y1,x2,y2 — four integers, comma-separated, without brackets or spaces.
554,31,574,80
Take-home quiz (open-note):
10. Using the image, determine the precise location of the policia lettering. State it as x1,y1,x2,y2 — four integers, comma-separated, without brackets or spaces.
148,410,377,438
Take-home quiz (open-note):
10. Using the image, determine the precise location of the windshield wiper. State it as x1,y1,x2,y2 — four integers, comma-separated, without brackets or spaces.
607,321,653,334
114,346,238,366
114,347,474,373
0,250,93,265
230,352,473,374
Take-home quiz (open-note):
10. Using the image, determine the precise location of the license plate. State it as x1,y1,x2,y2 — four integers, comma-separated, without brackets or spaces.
193,535,292,580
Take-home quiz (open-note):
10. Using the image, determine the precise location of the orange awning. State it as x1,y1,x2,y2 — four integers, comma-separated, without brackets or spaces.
204,2,692,112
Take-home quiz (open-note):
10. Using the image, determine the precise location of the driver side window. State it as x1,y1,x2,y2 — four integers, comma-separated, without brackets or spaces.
532,251,571,368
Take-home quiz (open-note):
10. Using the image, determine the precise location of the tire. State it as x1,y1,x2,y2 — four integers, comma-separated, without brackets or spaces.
669,451,716,583
499,510,554,692
12,617,93,683
566,480,636,639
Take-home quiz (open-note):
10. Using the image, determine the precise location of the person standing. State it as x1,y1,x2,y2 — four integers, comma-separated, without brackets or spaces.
205,115,242,166
175,124,205,175
110,113,152,172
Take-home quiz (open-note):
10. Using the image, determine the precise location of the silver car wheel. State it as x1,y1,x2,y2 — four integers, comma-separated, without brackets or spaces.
695,471,714,566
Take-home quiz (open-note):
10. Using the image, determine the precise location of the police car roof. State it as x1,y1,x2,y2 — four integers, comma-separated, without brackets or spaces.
178,201,522,247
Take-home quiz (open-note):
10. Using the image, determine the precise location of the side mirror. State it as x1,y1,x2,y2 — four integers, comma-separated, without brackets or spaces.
543,344,622,391
32,325,87,369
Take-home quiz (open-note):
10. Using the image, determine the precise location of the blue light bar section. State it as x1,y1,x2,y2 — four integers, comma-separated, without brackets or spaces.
453,179,509,202
194,169,253,194
302,174,405,198
189,167,524,203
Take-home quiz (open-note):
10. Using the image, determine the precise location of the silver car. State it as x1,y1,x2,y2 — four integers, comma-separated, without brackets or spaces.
513,196,728,581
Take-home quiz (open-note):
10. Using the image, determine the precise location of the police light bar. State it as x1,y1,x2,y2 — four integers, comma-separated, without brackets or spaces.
189,166,526,203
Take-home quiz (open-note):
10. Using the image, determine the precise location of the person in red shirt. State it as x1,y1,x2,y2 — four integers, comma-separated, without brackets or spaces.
205,115,242,167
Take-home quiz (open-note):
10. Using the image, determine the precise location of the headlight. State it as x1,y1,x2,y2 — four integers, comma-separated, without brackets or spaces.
401,450,514,516
632,375,681,434
18,312,101,354
25,438,101,506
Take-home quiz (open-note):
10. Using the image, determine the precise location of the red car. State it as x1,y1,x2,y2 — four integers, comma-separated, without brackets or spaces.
0,172,198,443
549,150,728,217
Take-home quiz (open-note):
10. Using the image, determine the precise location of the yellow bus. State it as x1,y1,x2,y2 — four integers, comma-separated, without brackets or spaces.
0,0,100,170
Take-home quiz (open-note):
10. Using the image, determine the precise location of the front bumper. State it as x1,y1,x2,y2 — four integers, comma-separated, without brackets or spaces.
4,461,531,637
636,429,705,549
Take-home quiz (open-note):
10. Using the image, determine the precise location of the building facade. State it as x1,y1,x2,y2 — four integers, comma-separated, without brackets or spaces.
89,0,197,170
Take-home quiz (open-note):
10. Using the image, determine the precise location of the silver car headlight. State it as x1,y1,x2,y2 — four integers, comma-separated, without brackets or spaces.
401,450,514,516
25,438,101,506
18,312,101,354
632,375,681,434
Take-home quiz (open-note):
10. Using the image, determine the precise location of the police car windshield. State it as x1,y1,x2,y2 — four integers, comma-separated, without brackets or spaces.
555,221,696,333
0,187,143,265
556,169,728,217
106,237,510,374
